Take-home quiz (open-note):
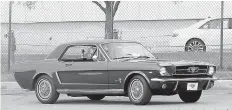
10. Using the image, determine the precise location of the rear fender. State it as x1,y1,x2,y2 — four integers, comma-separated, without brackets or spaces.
31,72,55,90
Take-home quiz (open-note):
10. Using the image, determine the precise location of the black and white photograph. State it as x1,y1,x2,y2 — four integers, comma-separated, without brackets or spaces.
0,0,232,110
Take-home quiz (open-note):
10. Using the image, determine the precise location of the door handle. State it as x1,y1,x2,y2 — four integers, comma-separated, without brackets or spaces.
65,63,72,67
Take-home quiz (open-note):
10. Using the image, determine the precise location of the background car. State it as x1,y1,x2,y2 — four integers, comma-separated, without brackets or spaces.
170,18,232,52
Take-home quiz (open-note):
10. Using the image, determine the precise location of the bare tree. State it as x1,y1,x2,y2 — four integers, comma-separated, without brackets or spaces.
92,1,120,39
17,1,37,10
19,1,120,39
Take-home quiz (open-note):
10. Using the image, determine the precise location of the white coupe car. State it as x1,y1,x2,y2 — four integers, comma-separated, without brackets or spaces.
170,18,232,52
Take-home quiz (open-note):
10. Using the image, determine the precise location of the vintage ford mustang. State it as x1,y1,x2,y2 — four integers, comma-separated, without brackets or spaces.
13,40,217,105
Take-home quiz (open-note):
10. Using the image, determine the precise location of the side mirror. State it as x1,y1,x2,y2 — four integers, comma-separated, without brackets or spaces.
92,55,98,61
81,49,85,53
81,49,85,58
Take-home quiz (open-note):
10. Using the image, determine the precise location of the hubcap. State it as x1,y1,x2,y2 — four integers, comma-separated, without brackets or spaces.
37,79,52,99
187,41,204,52
130,79,144,100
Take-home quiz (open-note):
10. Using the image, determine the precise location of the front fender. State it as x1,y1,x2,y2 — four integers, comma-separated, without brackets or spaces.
123,70,159,94
123,71,151,86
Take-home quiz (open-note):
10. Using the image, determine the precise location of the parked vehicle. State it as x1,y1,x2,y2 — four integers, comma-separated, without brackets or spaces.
170,18,232,52
13,40,217,105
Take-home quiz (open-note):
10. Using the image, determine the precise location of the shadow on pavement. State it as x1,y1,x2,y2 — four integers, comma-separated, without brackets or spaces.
56,99,185,105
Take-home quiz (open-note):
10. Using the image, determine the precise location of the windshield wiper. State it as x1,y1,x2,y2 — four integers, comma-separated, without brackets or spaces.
136,55,151,59
119,55,152,61
113,55,154,61
113,56,132,60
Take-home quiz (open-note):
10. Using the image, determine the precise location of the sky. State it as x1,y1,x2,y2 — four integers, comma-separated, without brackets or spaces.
1,1,232,23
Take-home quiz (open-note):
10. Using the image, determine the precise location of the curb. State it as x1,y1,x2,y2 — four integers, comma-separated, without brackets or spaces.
213,80,232,89
1,82,20,90
0,82,30,95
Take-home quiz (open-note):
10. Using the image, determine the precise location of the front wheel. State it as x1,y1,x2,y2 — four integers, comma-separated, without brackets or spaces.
128,75,152,105
35,75,60,104
185,39,206,52
178,90,202,103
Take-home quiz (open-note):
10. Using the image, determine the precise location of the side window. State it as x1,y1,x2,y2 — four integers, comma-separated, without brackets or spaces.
61,45,97,62
201,19,229,29
91,48,105,61
101,44,111,58
216,19,229,29
98,51,106,61
201,22,210,29
209,19,221,29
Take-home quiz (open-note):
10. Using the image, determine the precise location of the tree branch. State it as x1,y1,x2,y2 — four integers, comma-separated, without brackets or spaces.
17,1,37,10
104,1,110,8
113,1,120,17
92,1,106,13
111,1,115,5
104,1,109,5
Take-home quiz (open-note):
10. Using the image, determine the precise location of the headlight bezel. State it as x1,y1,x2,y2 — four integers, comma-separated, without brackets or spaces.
159,67,171,76
208,66,216,75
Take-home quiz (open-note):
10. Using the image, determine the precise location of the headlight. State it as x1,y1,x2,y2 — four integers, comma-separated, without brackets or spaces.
208,66,215,75
159,67,171,76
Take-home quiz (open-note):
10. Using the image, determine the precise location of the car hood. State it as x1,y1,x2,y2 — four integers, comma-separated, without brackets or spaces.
158,60,214,66
125,59,214,67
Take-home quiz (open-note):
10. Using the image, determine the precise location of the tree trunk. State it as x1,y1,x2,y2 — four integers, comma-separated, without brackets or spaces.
104,2,114,39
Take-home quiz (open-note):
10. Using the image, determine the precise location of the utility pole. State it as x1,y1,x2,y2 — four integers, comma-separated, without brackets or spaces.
8,1,13,72
111,1,114,39
220,1,224,69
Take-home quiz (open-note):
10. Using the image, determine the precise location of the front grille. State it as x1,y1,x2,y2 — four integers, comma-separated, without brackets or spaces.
174,65,208,75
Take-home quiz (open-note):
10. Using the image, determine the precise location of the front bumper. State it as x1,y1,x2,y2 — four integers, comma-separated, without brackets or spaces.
150,77,218,91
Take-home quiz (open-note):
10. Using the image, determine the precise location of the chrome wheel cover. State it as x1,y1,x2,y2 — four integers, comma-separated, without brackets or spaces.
187,40,204,52
37,79,52,100
130,79,144,100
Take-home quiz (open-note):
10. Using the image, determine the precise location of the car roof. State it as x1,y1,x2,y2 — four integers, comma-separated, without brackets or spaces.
62,39,138,45
203,17,232,20
187,17,232,29
45,39,138,59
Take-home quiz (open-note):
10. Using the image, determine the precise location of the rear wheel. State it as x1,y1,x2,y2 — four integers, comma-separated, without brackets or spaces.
35,75,59,104
87,95,105,100
178,90,202,103
185,39,206,52
128,75,152,105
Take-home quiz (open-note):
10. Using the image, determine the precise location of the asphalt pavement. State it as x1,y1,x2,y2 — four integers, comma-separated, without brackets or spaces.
1,89,232,110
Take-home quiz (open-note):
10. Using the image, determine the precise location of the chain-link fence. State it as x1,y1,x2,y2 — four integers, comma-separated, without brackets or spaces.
1,30,105,73
120,30,232,71
1,1,232,75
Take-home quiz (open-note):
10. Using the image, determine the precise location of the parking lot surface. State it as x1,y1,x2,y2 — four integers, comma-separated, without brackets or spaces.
1,89,232,110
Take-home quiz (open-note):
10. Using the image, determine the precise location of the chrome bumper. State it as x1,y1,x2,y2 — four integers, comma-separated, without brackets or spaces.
151,77,218,91
151,77,218,82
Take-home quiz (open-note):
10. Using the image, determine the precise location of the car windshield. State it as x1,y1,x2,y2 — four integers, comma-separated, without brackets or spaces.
101,42,155,60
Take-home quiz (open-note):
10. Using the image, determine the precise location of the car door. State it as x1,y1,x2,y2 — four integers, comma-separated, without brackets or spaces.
198,19,220,46
57,45,108,90
199,18,231,50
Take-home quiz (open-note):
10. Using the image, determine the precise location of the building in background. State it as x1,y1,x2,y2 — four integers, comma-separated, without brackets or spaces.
1,1,232,54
